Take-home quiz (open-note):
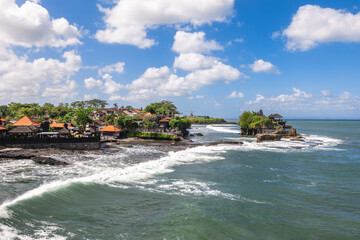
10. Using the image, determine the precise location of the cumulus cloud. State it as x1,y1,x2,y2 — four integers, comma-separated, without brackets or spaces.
42,80,77,100
249,59,280,74
0,0,81,48
0,48,81,100
226,91,244,99
95,0,234,48
172,31,223,54
174,53,220,71
283,5,360,51
98,62,125,75
102,73,124,96
246,88,360,113
84,77,103,89
119,60,242,102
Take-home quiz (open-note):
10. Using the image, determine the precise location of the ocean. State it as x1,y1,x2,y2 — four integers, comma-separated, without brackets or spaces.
0,121,359,239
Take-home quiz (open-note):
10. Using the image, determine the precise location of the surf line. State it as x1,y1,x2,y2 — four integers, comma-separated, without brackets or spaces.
0,145,231,219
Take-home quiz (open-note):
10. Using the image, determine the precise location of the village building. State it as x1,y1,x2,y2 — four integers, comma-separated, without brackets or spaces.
0,126,7,137
13,116,40,127
9,125,38,138
58,128,70,138
103,108,119,115
91,110,106,119
50,122,66,131
0,118,8,127
268,113,291,130
100,125,122,139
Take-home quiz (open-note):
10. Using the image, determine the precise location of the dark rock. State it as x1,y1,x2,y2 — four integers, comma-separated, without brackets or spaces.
207,141,243,146
257,134,283,143
0,151,36,159
196,133,203,136
31,157,68,166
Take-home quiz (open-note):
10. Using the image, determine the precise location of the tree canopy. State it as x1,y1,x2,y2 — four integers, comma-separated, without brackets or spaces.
144,100,179,115
238,111,273,130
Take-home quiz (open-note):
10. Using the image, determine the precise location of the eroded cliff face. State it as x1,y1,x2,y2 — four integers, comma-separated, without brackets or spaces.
256,128,301,143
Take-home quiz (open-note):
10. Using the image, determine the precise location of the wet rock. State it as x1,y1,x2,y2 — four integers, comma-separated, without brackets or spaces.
0,151,36,159
257,134,283,143
207,141,243,146
32,157,68,166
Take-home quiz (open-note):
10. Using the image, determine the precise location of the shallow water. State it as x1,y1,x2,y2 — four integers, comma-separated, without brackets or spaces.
0,121,359,239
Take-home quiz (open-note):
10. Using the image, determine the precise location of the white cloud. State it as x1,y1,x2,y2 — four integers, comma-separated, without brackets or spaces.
42,80,77,100
0,48,81,100
102,73,124,96
95,0,234,48
226,91,244,99
95,28,243,102
174,53,219,71
98,62,125,75
321,90,331,96
84,94,98,101
188,95,204,100
0,0,81,48
119,60,242,102
283,5,360,51
172,31,223,54
84,77,103,89
245,88,360,113
249,59,280,74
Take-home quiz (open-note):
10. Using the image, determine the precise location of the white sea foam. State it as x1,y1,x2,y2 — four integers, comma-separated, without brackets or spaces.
206,125,240,134
133,178,269,204
0,222,67,240
0,145,236,218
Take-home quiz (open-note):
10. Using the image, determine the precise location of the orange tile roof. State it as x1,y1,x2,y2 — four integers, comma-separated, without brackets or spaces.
13,116,40,127
0,126,6,130
50,122,65,128
100,125,121,132
0,118,7,122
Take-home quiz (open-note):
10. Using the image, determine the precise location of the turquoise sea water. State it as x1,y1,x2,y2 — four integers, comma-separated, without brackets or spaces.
0,121,359,239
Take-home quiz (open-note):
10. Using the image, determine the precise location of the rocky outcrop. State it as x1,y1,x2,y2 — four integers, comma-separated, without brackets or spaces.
256,128,302,143
256,134,283,143
207,141,243,146
32,157,68,166
0,149,68,166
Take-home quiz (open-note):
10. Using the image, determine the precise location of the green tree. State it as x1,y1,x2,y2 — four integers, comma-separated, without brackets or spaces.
142,119,156,131
75,109,92,129
238,111,253,130
116,115,138,131
106,114,116,125
169,117,191,136
144,100,179,115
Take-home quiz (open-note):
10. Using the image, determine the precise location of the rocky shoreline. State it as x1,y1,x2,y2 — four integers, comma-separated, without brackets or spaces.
0,138,243,166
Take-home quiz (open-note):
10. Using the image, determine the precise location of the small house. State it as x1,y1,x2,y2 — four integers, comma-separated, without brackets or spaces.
100,125,121,138
13,116,40,127
0,118,8,127
0,126,6,137
9,125,38,138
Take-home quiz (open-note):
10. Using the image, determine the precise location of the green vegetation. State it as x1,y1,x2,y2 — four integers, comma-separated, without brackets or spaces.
238,111,273,130
186,116,225,124
0,100,107,121
126,131,179,140
75,109,92,129
144,100,179,115
115,115,138,131
169,117,191,132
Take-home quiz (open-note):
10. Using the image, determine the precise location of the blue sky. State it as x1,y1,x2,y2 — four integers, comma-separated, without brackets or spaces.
1,0,360,119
